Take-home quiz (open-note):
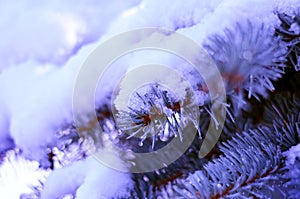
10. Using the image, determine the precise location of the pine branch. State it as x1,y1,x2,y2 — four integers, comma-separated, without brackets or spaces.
276,8,300,71
284,155,300,199
174,127,283,199
263,92,300,125
174,110,300,198
203,19,287,102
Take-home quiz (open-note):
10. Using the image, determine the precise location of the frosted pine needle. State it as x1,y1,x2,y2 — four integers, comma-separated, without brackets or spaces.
115,83,202,149
204,20,287,100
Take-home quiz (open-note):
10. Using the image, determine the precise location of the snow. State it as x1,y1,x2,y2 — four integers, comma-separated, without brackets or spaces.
40,143,133,199
0,0,141,70
0,0,140,167
275,0,300,14
108,0,222,32
177,0,281,48
284,143,300,166
290,22,300,34
0,46,94,167
0,1,288,164
0,0,299,198
0,150,49,199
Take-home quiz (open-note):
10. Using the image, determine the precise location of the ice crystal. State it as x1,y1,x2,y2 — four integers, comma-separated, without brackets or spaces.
115,83,201,149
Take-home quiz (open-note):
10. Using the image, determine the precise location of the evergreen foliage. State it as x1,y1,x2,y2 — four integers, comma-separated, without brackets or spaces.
30,7,300,199
121,9,300,198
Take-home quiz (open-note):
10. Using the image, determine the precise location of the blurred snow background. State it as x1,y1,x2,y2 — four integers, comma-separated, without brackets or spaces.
0,0,299,198
0,0,141,70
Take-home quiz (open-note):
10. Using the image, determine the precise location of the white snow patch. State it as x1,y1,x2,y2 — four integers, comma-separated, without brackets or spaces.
284,143,300,166
0,150,49,199
41,144,132,199
0,0,141,70
0,41,99,166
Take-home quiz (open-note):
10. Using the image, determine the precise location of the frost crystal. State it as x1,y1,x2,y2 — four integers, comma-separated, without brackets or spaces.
284,143,300,165
115,83,201,149
204,20,287,100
